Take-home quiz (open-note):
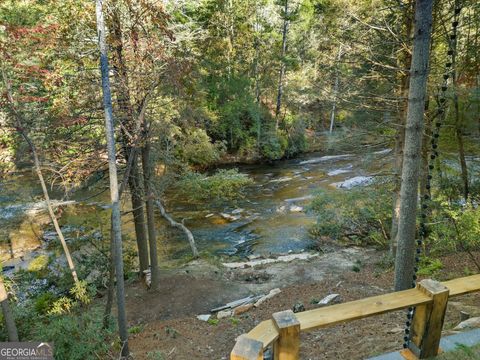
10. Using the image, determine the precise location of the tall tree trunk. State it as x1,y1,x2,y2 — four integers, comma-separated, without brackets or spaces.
141,122,160,291
253,1,262,148
0,279,18,342
394,0,434,291
1,69,79,285
95,1,129,356
110,9,149,275
329,45,343,134
451,7,469,202
103,146,136,328
275,0,289,129
390,0,414,257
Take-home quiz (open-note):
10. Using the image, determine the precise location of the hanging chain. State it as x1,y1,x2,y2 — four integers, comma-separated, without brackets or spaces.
402,3,462,350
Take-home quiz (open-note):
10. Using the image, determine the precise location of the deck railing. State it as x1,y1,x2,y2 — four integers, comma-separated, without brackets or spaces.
230,274,480,360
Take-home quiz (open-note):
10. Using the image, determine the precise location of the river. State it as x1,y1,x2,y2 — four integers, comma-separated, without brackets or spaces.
0,149,392,269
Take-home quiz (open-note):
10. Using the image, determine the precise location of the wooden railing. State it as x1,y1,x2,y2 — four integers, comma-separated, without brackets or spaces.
231,274,480,360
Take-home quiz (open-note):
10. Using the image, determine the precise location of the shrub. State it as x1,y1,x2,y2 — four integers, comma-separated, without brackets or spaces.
31,307,114,360
177,168,253,204
309,183,392,247
176,129,226,167
34,292,57,315
260,131,288,160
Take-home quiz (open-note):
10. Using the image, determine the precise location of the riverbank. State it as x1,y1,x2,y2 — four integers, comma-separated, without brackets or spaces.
126,249,480,360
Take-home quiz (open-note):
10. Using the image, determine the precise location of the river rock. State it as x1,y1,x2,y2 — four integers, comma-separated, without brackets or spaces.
454,317,480,330
318,294,340,306
299,154,352,165
289,205,303,212
276,205,287,213
254,288,281,307
220,213,241,221
217,310,233,319
333,176,374,189
233,303,253,316
197,314,211,322
327,168,352,176
292,302,305,313
231,208,244,214
223,253,319,269
269,176,292,183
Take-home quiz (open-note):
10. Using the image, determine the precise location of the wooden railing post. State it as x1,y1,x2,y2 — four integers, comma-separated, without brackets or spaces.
231,335,264,360
272,310,300,360
409,279,449,358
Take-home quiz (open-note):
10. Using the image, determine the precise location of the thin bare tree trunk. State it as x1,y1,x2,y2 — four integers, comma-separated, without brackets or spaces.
110,8,150,276
103,146,136,328
451,7,469,202
329,45,343,134
154,199,199,258
95,1,129,356
1,69,79,285
0,279,18,342
275,0,289,129
394,0,434,291
390,0,414,257
141,123,160,291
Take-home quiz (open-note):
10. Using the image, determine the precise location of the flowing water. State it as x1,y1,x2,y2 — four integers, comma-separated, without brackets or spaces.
0,149,392,269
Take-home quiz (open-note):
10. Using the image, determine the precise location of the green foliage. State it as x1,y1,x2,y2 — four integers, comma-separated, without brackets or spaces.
427,200,480,257
260,131,288,160
285,118,308,158
31,307,114,360
34,292,57,315
207,318,219,326
309,184,392,247
128,325,143,334
177,169,253,203
417,258,443,276
27,255,50,273
177,128,226,167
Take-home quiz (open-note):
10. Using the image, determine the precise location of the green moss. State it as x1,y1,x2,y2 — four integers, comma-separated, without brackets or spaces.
28,255,49,273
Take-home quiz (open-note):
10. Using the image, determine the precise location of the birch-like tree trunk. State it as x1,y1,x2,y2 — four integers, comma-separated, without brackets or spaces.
1,69,79,285
394,0,434,291
95,0,129,356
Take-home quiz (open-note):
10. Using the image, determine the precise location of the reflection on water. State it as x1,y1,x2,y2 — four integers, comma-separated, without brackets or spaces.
0,150,392,266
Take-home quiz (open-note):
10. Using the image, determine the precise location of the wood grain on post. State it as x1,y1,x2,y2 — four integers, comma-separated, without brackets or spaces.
231,336,264,360
409,279,449,358
272,310,300,360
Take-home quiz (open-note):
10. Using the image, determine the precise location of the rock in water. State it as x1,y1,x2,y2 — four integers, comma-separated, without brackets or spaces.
289,205,303,212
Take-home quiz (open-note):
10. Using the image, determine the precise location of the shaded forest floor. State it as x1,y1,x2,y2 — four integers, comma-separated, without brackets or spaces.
125,249,480,360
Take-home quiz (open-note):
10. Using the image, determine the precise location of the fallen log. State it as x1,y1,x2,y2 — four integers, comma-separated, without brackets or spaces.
154,199,199,258
211,294,264,313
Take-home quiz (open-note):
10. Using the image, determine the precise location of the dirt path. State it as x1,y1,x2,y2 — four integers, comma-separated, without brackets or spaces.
126,249,480,360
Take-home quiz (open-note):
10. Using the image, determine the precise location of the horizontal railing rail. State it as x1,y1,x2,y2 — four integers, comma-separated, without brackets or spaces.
231,274,480,360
